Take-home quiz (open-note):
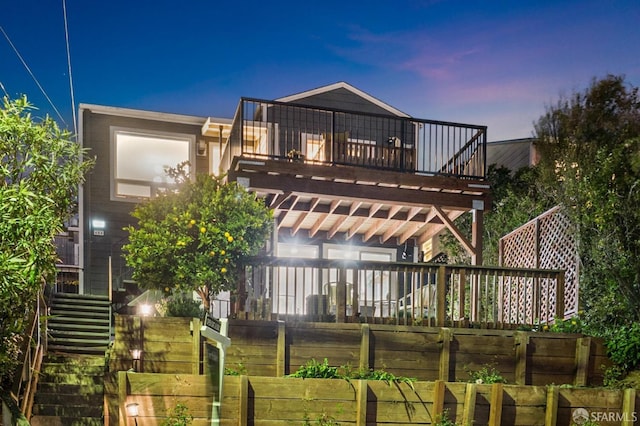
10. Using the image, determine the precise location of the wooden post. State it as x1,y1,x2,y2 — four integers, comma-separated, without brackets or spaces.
462,383,477,425
117,371,128,426
514,332,529,385
555,273,565,319
238,375,248,426
433,380,446,418
355,380,367,426
276,321,286,376
436,266,446,327
359,324,370,372
574,337,591,386
336,267,347,323
622,388,636,426
438,328,453,382
488,383,503,425
544,385,559,426
192,318,202,375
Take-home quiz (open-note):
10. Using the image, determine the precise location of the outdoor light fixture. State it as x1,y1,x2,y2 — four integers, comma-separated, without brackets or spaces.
91,219,106,229
197,139,207,156
139,303,153,317
130,349,142,372
126,402,139,425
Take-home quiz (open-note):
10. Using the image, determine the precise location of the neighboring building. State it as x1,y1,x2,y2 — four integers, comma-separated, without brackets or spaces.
60,82,491,309
486,137,538,171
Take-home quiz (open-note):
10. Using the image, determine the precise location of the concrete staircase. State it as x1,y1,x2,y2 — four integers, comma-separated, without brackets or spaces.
47,293,111,355
30,354,105,426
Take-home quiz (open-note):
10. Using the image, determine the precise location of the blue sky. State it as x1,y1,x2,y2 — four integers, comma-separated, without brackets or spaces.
2,0,639,141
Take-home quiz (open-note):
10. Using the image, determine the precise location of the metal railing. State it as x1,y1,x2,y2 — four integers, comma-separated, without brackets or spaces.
222,98,487,179
238,257,565,329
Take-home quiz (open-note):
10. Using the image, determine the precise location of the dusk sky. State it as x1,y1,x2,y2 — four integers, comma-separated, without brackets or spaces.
2,0,639,141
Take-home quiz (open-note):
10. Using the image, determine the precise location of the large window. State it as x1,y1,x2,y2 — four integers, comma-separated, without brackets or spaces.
111,128,194,200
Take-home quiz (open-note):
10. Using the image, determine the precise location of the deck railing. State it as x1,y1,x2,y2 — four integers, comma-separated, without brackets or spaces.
238,257,565,329
222,98,487,179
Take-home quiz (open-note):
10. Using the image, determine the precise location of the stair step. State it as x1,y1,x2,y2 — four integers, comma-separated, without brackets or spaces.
41,363,105,375
49,316,110,326
36,382,104,394
50,309,110,319
37,372,104,386
47,344,108,355
32,403,103,418
53,293,110,302
44,354,106,366
50,329,110,339
49,322,111,334
51,302,110,312
34,390,103,406
30,415,104,426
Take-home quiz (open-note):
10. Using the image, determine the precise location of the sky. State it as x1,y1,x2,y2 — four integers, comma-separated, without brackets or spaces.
2,0,639,142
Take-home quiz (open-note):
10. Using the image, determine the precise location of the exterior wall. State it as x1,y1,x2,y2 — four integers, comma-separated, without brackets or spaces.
80,108,211,295
286,87,397,115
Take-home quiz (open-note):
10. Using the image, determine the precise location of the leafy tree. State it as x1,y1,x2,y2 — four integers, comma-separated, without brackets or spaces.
123,171,272,311
439,164,551,265
534,75,640,338
0,96,93,387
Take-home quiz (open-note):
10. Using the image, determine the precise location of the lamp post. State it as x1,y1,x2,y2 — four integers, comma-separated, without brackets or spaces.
130,349,142,372
126,402,139,426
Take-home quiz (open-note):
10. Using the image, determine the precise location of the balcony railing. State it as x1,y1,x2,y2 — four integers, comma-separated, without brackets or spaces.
238,257,565,329
222,98,487,179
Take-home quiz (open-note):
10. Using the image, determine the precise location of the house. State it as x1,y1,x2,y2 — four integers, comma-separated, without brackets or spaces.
62,82,493,320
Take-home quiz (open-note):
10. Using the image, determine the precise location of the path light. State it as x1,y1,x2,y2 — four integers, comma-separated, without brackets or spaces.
130,349,142,372
139,303,153,316
126,402,139,425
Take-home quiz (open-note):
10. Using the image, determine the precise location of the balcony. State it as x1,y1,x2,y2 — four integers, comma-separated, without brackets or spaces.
222,98,487,179
238,257,565,329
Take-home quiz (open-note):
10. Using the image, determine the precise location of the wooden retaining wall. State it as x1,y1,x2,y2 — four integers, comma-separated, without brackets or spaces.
110,316,611,386
105,373,639,426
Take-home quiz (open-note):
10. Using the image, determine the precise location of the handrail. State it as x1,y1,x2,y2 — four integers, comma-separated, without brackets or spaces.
6,288,47,422
239,257,565,328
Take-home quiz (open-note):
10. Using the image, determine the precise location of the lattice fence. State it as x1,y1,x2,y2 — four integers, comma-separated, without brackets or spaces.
499,206,579,321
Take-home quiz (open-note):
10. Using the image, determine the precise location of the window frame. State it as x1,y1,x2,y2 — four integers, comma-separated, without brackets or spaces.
110,127,195,202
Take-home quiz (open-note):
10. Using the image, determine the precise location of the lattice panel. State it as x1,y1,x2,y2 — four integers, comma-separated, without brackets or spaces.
499,206,579,320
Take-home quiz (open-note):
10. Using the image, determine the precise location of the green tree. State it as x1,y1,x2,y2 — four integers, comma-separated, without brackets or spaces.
440,164,551,266
123,172,272,311
534,75,640,337
0,96,93,387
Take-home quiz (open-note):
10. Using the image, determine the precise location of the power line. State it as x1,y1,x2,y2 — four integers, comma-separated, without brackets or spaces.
0,24,68,127
62,0,77,135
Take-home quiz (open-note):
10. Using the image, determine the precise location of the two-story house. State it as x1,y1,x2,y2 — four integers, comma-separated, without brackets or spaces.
69,82,491,320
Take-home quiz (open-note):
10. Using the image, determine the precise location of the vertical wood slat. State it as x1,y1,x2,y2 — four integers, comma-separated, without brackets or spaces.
117,371,127,426
438,328,452,381
544,385,559,426
355,380,367,426
436,266,446,327
238,375,248,426
359,324,370,372
622,388,636,426
432,380,445,417
514,331,529,385
462,383,476,425
276,321,286,376
192,318,201,375
488,383,503,425
574,337,591,386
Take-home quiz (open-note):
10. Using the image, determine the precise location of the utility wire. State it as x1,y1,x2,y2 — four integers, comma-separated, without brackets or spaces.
62,0,77,135
0,24,68,127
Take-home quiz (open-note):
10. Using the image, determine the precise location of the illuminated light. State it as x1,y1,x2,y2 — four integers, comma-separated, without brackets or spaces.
92,219,106,229
139,304,153,316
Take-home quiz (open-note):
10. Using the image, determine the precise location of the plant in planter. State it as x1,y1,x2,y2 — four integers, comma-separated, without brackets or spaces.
123,165,272,313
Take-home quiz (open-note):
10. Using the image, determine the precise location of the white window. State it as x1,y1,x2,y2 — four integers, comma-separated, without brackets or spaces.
301,132,326,162
111,128,194,201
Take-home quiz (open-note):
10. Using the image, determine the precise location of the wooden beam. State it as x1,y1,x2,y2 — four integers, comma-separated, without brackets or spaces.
235,171,490,211
398,208,436,245
347,203,382,240
269,192,291,208
276,195,299,229
434,206,474,255
380,206,404,242
291,198,320,236
309,200,340,237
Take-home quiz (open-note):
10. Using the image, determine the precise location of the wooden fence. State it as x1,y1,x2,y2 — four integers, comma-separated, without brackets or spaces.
110,316,610,386
105,373,638,426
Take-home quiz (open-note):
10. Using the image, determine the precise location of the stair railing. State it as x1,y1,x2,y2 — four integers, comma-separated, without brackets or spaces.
4,288,48,422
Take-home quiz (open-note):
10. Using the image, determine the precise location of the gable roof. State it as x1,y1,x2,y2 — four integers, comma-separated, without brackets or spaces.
276,82,410,118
